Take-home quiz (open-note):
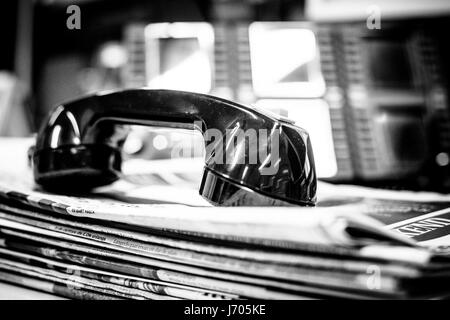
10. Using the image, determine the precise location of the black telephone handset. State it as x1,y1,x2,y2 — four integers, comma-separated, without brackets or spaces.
30,89,316,206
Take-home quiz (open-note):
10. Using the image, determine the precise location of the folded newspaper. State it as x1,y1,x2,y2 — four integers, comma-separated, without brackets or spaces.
1,138,450,299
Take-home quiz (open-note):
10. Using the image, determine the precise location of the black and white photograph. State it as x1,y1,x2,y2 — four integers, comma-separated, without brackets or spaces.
1,0,450,306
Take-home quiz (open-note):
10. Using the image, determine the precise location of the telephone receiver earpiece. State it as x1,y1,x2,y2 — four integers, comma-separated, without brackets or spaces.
30,89,316,206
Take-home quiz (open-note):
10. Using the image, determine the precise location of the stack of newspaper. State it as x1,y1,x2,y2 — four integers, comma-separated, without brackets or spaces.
1,138,450,299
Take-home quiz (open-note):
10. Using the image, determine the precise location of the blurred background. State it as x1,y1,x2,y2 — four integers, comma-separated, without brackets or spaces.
1,0,450,191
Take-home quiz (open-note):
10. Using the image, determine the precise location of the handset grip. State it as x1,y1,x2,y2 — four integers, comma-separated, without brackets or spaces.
31,89,316,206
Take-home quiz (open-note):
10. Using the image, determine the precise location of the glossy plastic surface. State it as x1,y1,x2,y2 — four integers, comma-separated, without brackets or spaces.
31,89,317,206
